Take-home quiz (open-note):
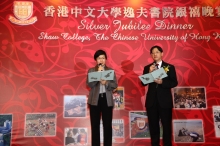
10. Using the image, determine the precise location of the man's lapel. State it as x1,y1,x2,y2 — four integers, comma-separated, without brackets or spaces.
161,61,164,69
161,61,167,68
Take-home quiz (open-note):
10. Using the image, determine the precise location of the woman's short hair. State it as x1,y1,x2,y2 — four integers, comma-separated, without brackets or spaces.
94,49,107,60
150,45,163,54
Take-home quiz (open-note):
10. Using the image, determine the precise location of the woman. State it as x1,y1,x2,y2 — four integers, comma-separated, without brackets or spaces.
87,49,118,146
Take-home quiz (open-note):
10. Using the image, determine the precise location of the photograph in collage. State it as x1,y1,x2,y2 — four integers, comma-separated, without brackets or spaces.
100,119,124,143
64,127,88,146
213,106,220,137
173,87,207,109
173,119,204,143
113,87,124,110
129,111,163,139
0,114,12,146
24,113,56,137
64,95,87,118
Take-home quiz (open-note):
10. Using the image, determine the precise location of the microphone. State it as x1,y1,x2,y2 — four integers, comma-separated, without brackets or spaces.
152,62,157,68
98,63,103,71
152,62,158,70
154,62,159,69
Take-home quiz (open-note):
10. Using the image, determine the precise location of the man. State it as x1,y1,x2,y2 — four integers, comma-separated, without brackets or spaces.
65,129,75,145
142,45,178,146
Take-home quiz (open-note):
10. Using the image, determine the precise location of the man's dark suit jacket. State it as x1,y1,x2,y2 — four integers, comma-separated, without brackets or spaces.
142,61,178,108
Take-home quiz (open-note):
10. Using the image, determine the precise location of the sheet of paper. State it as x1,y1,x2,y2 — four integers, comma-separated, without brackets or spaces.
88,71,101,82
101,70,114,80
139,73,154,84
139,68,167,84
88,70,115,82
151,67,168,79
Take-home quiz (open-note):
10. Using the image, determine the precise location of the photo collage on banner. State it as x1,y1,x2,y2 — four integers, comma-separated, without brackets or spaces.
63,95,88,145
0,114,12,146
63,87,126,145
213,106,220,137
173,86,207,143
24,113,56,137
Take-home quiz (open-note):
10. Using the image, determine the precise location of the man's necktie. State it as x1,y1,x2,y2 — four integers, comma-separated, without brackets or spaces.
155,64,159,69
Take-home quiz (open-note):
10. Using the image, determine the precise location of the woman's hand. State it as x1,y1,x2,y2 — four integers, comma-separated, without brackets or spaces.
100,79,107,85
112,88,117,93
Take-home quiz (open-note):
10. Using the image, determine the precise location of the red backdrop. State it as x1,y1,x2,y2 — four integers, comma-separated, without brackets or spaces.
0,0,220,145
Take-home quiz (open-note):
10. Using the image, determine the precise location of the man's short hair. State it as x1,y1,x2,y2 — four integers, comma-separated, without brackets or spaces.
94,49,107,60
150,45,163,54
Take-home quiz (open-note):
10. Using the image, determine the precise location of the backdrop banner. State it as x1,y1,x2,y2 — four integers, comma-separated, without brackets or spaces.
0,0,220,145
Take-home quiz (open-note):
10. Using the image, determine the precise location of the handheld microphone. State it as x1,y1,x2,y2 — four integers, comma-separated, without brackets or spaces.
98,63,103,71
153,62,158,70
153,62,157,68
154,62,159,69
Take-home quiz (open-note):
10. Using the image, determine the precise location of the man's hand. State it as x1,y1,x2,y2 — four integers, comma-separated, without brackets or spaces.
149,64,156,73
154,78,163,84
